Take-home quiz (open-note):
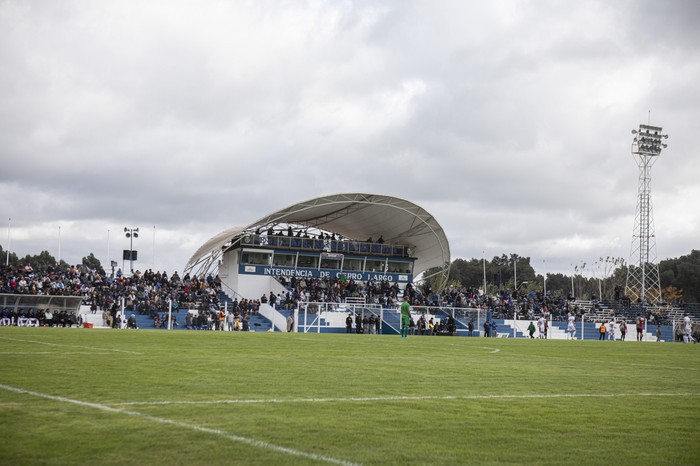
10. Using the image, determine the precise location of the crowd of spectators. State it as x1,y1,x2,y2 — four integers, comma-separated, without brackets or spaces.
271,274,578,321
273,275,406,308
0,263,220,308
0,261,291,331
2,262,690,330
0,263,248,328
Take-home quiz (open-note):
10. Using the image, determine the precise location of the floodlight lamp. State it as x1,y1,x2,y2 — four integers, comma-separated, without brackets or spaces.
133,232,139,238
124,227,128,232
631,129,638,134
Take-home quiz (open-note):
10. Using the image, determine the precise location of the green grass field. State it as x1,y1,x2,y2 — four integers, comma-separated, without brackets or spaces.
1,327,698,465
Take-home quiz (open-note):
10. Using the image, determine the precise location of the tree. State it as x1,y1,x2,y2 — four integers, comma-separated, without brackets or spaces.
543,273,571,298
82,253,103,271
448,258,484,290
0,248,84,273
411,251,700,302
484,254,537,291
22,250,57,271
659,250,700,302
0,245,19,270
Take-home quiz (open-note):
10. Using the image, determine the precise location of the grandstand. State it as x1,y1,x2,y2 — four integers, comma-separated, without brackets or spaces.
1,192,698,341
183,193,451,294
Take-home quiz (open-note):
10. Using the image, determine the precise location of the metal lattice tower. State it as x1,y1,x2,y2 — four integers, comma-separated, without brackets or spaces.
625,123,668,304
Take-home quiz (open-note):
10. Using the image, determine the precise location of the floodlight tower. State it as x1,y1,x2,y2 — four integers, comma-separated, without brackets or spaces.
625,123,668,305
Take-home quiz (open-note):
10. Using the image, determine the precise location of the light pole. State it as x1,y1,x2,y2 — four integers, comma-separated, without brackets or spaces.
542,259,547,299
5,218,10,267
58,225,61,267
124,227,139,274
570,264,575,299
482,251,486,294
152,225,156,272
626,123,668,304
513,281,528,337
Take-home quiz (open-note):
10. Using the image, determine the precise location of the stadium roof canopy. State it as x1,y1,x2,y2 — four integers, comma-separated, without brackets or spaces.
184,193,451,288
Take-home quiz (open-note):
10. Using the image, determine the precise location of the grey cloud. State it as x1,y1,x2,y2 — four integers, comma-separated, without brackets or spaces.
1,0,698,276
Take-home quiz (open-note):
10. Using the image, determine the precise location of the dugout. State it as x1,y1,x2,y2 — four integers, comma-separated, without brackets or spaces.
0,294,84,327
0,294,83,315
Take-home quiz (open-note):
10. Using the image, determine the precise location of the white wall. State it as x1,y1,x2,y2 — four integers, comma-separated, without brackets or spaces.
220,249,288,300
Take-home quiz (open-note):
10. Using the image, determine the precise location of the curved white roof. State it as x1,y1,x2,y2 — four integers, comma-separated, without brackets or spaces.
184,193,450,287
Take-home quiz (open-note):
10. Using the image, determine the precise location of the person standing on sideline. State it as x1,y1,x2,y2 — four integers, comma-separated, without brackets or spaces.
528,321,536,338
599,322,607,340
683,313,696,343
400,295,411,339
636,315,645,341
619,320,627,341
607,319,616,341
567,313,576,340
538,315,546,339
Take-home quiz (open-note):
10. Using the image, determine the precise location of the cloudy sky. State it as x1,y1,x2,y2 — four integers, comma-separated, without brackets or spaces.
1,0,698,279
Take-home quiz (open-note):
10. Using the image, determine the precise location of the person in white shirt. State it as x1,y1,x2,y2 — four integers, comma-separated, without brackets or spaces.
683,313,695,344
567,313,576,340
607,319,615,341
538,316,547,339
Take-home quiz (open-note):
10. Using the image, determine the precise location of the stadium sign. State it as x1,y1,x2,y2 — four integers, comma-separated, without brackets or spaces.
239,264,411,283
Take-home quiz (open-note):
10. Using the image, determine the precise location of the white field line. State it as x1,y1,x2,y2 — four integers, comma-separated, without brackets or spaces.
0,336,142,355
112,392,699,406
0,383,360,466
476,346,500,353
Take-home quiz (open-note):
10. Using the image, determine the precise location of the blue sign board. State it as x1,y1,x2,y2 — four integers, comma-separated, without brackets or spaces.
239,264,411,283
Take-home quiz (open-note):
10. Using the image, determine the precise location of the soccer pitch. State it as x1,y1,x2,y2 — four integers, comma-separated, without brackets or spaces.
1,328,698,465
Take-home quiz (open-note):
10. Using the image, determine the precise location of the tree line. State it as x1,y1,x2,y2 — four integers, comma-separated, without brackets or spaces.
423,250,700,304
1,247,103,274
